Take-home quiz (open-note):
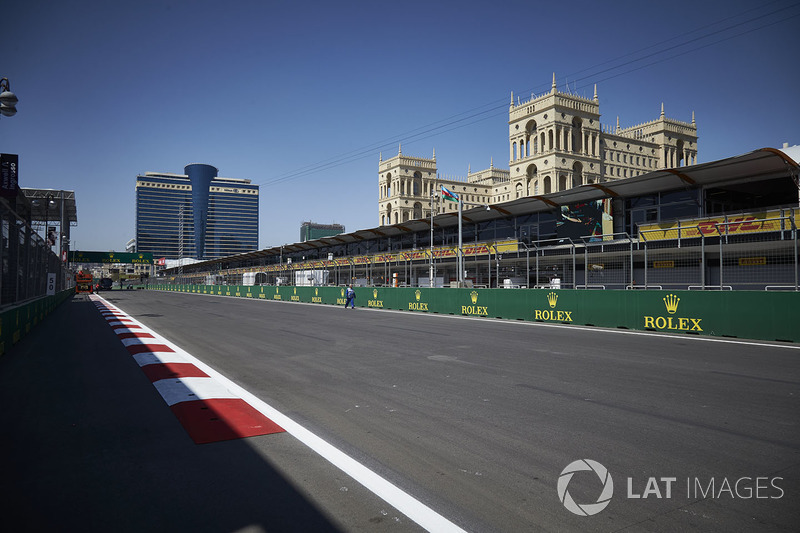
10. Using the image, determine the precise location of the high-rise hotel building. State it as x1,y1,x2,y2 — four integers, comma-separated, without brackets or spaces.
135,164,258,260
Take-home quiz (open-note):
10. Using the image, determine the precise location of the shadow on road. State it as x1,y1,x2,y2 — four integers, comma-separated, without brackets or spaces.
0,296,342,533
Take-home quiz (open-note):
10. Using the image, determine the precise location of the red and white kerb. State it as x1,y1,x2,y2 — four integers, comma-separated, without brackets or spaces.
91,295,285,444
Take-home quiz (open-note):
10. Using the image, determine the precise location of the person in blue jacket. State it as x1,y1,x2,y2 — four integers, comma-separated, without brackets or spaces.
345,285,356,309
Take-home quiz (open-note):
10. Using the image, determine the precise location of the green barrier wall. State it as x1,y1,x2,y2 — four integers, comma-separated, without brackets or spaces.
150,285,800,343
0,288,74,356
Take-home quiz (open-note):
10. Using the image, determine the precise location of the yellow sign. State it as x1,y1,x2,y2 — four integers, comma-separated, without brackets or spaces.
739,257,766,266
533,291,573,323
462,291,488,316
639,210,799,241
408,290,428,311
653,260,675,268
368,288,384,308
643,293,703,332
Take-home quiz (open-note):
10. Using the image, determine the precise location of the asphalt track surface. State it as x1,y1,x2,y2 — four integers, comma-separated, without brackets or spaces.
1,290,798,532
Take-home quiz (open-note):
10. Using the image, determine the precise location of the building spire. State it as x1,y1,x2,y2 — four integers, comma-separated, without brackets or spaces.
616,116,620,133
379,152,382,162
468,164,471,175
398,143,402,155
432,148,436,160
691,110,696,125
593,84,598,102
551,72,557,93
510,90,514,106
490,156,494,169
660,102,665,118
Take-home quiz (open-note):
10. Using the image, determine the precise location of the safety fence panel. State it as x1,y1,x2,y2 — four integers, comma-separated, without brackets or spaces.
714,219,798,290
581,235,633,290
148,284,800,342
0,287,73,355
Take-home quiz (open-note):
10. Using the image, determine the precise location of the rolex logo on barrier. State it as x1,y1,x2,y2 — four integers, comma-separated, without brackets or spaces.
291,286,300,301
534,291,573,323
644,293,702,332
368,288,384,308
462,291,488,316
337,287,347,306
548,292,558,308
663,294,680,314
312,287,322,303
274,286,281,300
409,289,428,311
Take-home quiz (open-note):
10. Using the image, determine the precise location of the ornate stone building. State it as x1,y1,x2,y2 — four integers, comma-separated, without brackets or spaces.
378,75,698,226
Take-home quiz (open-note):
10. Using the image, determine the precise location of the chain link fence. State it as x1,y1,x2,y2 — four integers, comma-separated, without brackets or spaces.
1,197,71,307
164,214,799,292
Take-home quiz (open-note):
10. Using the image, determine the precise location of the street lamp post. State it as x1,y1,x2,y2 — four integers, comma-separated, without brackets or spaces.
0,78,19,118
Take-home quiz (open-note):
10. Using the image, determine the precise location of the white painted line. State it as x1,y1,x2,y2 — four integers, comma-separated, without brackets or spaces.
96,294,468,533
106,320,138,327
120,337,162,347
133,352,190,367
153,376,240,406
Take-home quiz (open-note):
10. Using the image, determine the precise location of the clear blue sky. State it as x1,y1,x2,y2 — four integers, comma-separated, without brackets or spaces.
3,0,799,252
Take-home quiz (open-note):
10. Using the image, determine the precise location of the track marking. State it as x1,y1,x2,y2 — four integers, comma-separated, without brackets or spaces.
96,294,468,533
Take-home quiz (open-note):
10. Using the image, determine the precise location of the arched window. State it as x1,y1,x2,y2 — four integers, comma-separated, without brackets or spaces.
544,176,552,194
572,162,583,188
512,141,518,161
572,117,583,153
515,183,523,198
413,202,423,219
413,172,422,195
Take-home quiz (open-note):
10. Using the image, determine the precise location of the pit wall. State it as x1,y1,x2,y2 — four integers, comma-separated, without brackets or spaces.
0,288,74,355
150,285,800,343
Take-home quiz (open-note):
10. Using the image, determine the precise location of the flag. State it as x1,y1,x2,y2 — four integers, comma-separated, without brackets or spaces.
441,186,459,202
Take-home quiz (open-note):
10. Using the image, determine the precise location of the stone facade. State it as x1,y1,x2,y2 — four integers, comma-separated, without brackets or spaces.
378,75,698,226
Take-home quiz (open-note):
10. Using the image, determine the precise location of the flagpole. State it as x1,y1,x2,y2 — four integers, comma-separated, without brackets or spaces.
458,197,463,286
430,180,435,288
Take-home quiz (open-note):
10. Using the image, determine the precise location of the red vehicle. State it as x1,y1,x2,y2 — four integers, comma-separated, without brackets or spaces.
75,271,94,294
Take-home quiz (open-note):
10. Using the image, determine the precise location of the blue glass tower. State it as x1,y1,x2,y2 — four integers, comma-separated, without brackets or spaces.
135,165,258,260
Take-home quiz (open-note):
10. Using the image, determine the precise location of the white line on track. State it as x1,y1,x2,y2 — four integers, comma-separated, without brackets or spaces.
97,295,467,533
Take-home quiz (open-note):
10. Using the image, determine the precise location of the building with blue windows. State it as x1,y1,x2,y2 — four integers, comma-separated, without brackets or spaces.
135,164,258,260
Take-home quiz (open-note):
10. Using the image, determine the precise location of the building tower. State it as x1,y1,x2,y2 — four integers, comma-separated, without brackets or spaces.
378,146,440,226
377,75,698,226
508,74,698,194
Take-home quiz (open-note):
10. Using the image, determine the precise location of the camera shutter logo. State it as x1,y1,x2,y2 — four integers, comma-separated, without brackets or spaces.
557,459,614,516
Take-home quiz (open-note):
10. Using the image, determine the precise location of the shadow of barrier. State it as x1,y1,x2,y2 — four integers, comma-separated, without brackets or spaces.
151,284,800,343
0,288,74,355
